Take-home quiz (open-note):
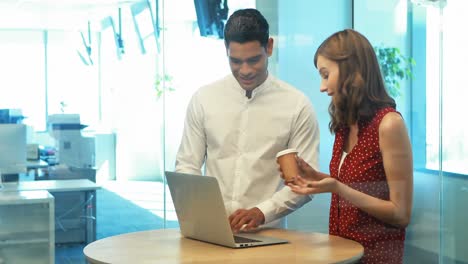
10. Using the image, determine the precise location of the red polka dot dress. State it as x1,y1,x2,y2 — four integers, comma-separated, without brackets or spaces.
329,107,406,264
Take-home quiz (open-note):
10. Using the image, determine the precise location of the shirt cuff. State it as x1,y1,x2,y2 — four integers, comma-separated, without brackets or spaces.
255,193,314,225
256,200,276,224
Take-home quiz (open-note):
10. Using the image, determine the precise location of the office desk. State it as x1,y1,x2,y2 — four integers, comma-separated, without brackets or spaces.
26,159,49,179
2,179,99,192
1,179,100,244
83,228,364,264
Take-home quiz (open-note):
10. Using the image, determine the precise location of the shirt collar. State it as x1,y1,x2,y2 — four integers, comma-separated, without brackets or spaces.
231,73,273,100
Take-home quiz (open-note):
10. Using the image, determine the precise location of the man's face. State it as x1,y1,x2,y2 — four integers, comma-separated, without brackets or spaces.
227,39,273,91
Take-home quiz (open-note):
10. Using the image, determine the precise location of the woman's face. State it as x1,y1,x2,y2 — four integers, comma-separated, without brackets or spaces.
316,55,340,98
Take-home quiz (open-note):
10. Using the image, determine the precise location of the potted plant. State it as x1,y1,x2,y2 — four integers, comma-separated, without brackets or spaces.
154,74,175,101
374,45,416,98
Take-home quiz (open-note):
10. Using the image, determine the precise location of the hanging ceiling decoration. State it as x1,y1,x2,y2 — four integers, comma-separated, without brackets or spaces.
0,0,143,30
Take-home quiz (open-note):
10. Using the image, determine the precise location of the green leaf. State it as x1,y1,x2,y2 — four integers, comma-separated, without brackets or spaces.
374,45,415,98
154,73,177,100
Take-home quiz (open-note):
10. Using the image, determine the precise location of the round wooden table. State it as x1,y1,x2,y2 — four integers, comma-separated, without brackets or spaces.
84,228,363,264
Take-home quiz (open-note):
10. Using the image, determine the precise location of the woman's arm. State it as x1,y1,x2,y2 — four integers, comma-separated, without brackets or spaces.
289,112,413,227
335,113,413,227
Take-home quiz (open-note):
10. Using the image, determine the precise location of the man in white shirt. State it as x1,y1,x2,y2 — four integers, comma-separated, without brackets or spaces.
175,8,319,232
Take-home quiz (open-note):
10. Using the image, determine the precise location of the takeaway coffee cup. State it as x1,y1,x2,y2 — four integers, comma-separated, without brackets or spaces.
276,148,299,183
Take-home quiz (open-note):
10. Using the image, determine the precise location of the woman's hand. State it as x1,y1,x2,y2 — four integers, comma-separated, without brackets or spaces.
288,175,339,195
295,156,326,182
278,155,327,184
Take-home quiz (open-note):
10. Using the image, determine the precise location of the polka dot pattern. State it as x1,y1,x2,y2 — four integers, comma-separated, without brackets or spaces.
329,107,405,264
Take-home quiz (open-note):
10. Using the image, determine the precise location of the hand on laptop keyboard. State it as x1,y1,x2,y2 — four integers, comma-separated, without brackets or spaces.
229,207,265,233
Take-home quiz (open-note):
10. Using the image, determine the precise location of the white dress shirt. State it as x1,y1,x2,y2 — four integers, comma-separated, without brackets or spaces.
175,74,320,227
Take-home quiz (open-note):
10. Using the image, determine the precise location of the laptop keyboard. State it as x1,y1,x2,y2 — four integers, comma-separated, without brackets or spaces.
234,236,261,243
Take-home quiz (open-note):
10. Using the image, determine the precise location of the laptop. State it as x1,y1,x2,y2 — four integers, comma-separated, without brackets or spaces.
165,171,289,248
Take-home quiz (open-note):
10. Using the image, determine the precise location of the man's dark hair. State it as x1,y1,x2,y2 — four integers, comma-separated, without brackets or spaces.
223,8,269,48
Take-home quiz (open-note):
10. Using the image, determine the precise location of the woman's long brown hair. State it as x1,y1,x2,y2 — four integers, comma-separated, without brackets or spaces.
314,29,396,133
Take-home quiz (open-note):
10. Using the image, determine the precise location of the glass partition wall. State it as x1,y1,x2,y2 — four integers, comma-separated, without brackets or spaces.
161,1,467,263
351,1,467,263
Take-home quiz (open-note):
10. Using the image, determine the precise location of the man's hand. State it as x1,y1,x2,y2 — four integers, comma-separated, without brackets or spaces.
228,207,265,233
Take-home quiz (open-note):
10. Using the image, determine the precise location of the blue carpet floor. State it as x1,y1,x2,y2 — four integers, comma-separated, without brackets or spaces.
55,181,178,264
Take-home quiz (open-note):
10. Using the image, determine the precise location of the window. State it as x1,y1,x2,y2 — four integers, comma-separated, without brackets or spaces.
47,30,99,128
425,1,468,174
0,30,101,131
0,30,45,130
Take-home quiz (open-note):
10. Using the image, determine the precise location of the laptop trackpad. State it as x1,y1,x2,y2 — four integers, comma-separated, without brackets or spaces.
234,236,261,243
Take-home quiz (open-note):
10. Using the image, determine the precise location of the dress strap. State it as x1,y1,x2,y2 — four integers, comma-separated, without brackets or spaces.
372,107,397,126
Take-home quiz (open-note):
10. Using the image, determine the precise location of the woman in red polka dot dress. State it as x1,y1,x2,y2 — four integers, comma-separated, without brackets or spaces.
281,29,413,264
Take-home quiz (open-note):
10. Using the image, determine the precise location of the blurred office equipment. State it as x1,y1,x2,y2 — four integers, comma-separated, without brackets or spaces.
0,108,26,124
26,158,50,181
2,179,100,245
44,114,98,243
48,166,96,182
0,190,55,264
46,114,116,182
0,124,27,183
47,114,95,169
27,143,40,160
39,145,57,165
0,114,104,246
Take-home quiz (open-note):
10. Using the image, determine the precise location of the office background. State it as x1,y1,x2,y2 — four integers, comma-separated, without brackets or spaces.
0,0,466,263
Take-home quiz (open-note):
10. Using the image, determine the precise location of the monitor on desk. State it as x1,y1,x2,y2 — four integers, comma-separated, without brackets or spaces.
0,124,27,179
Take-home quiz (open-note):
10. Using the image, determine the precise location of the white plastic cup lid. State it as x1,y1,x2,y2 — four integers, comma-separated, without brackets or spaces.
276,148,298,158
